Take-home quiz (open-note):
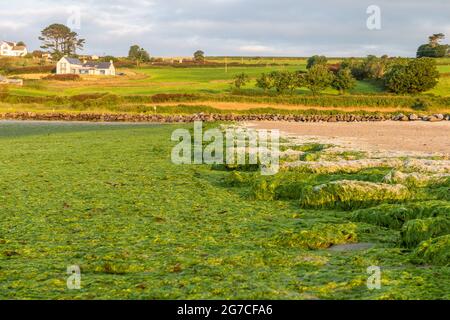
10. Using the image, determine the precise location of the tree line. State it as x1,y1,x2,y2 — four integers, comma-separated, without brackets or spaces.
233,55,440,95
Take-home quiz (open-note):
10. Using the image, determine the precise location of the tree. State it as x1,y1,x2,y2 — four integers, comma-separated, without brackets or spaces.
304,64,334,95
233,73,250,89
429,33,445,47
384,58,440,94
269,71,295,94
39,23,85,59
332,68,357,94
194,50,205,63
341,55,391,80
256,73,274,93
128,45,150,66
417,33,449,58
307,55,327,69
16,41,26,47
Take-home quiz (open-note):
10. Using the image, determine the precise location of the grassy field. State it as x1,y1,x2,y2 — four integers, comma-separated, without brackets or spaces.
4,58,449,98
0,122,449,299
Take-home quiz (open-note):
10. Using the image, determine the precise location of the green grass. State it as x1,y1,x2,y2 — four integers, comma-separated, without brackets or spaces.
0,122,448,299
5,64,447,98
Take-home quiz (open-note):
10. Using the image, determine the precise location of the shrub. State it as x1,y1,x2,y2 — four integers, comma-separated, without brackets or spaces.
384,58,440,94
304,64,334,95
269,71,295,94
332,68,357,94
43,74,81,81
417,44,449,58
233,73,250,89
255,73,274,92
411,98,430,111
401,217,450,248
6,65,55,75
351,201,450,229
413,235,450,266
150,93,197,103
307,55,328,69
276,223,357,249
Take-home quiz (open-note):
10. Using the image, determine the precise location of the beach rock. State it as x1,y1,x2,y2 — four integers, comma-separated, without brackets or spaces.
425,115,442,122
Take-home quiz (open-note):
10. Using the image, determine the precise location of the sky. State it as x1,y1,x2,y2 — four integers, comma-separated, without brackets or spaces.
1,0,449,57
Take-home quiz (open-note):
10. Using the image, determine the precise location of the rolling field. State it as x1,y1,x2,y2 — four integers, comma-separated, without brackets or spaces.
5,65,449,102
0,122,449,299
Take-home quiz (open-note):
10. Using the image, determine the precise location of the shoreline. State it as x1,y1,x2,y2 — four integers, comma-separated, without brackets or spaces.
1,111,449,123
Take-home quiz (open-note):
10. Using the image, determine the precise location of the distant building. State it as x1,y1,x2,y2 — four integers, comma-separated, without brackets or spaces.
0,41,28,57
158,56,191,64
56,57,116,76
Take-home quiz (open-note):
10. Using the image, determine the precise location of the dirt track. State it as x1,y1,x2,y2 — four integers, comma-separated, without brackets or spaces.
248,121,450,154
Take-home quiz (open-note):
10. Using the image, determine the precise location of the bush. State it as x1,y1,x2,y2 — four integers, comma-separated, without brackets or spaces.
401,217,450,248
276,223,357,249
417,44,449,58
255,73,274,92
411,98,430,111
299,180,411,210
6,65,55,75
341,56,392,80
413,235,450,266
304,64,334,95
332,68,357,94
384,58,440,94
150,93,197,103
307,55,327,69
43,74,81,81
233,73,250,89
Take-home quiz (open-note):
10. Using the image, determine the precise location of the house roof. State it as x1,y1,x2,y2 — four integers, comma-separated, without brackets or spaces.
1,41,15,47
12,46,26,51
65,57,82,65
62,57,113,70
83,61,112,69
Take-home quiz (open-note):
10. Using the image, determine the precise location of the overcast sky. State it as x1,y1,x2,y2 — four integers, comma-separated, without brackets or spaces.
1,0,449,57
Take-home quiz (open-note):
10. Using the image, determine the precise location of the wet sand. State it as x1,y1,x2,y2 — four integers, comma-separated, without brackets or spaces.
248,121,450,154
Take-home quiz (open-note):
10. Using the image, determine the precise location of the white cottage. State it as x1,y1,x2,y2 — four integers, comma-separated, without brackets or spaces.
56,57,116,76
0,41,28,57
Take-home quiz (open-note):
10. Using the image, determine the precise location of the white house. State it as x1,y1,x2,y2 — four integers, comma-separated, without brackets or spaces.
56,57,116,76
0,41,28,57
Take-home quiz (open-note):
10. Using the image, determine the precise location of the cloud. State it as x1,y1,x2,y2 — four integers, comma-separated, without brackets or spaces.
0,0,449,57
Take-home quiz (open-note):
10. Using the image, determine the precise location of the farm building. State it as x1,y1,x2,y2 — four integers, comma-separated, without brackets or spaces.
56,57,116,76
0,41,28,57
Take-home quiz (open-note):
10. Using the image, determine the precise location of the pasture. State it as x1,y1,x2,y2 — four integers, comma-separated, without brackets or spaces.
5,58,450,99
